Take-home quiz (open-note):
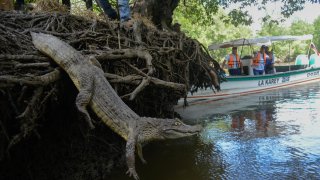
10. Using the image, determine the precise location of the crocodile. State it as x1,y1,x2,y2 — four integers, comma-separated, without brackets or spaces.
31,32,202,179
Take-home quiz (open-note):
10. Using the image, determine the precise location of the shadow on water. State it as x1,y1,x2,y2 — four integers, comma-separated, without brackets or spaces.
109,82,320,180
109,136,226,180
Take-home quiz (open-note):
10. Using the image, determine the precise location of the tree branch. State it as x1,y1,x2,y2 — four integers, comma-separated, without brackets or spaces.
129,77,150,100
0,54,50,61
0,68,60,85
105,73,186,92
96,49,154,75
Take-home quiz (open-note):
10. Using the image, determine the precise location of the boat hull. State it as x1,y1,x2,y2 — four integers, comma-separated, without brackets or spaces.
176,67,320,107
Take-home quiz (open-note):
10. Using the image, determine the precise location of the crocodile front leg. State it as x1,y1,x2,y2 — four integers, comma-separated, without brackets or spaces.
75,72,95,129
126,128,139,180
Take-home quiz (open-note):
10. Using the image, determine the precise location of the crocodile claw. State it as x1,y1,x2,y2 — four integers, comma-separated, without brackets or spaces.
141,159,147,164
87,119,95,129
126,168,140,180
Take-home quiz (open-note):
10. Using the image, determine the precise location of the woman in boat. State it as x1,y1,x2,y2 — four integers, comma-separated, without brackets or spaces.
222,47,243,76
265,46,275,74
252,45,268,75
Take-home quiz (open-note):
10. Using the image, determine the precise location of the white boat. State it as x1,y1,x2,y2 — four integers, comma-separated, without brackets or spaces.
175,35,320,108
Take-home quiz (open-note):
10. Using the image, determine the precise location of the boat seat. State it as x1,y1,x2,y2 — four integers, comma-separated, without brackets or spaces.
291,65,308,70
309,54,320,67
241,55,253,59
275,65,307,72
295,54,309,65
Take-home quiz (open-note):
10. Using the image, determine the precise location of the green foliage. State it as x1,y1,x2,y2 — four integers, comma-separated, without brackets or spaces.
175,0,319,64
258,19,289,37
281,0,305,18
313,16,320,49
290,20,314,35
182,0,319,27
289,20,314,60
257,19,314,62
181,0,254,26
173,3,253,63
227,9,253,26
65,0,319,63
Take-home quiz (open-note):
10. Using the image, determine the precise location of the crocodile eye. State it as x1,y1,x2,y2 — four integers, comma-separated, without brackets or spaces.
174,122,181,126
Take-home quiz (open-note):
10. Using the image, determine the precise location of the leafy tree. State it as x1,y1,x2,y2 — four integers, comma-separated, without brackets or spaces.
288,20,314,59
256,19,314,62
187,0,320,26
61,0,320,31
312,16,320,48
64,0,318,63
172,0,319,64
174,3,253,62
258,20,289,37
290,20,314,35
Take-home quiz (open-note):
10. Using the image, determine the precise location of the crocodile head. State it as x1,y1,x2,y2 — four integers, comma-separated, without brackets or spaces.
139,118,202,143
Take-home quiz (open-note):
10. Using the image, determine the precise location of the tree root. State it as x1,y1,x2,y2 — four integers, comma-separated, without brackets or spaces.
0,11,223,168
105,73,185,92
9,87,44,150
120,77,151,100
96,48,154,75
0,68,60,86
16,87,44,119
0,54,50,61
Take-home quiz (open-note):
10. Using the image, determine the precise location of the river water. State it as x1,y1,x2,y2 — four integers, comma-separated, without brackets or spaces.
110,82,320,180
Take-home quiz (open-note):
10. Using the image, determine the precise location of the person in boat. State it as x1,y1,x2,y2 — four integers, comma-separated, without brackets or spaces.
265,46,275,74
310,43,320,56
252,45,269,75
222,47,243,76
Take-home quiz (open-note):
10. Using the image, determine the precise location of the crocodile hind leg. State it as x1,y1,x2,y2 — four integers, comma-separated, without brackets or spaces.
76,72,95,129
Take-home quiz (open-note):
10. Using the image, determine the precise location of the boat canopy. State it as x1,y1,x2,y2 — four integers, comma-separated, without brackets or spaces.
208,34,313,50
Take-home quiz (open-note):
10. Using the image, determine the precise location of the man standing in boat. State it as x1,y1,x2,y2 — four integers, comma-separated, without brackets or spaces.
252,45,269,75
222,47,243,76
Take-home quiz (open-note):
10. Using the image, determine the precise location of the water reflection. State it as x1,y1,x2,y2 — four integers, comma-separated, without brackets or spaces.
229,106,276,138
230,113,245,130
109,82,320,180
201,82,320,179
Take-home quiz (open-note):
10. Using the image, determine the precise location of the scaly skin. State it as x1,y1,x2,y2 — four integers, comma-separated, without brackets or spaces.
31,32,202,179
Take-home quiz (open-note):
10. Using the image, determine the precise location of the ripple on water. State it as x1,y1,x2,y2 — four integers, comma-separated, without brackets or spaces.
199,82,320,179
108,82,320,180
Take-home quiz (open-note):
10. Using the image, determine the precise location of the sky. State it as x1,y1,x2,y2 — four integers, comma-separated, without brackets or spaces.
237,2,320,33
